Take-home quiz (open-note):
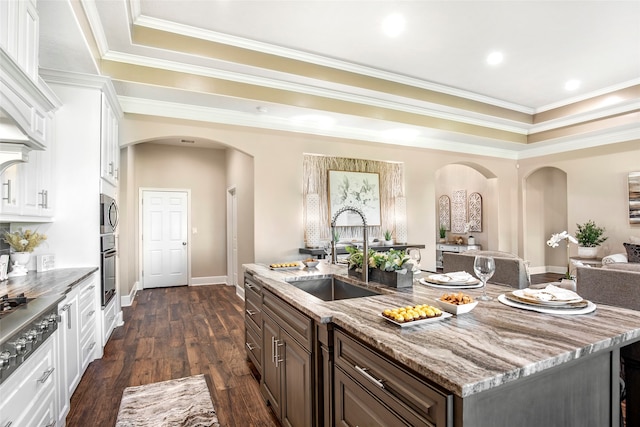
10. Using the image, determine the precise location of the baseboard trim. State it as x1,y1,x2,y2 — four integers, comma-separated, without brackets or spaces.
191,275,228,286
120,281,139,307
236,284,245,300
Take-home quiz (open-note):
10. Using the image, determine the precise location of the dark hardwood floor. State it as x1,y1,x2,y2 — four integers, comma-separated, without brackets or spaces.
66,272,568,426
66,285,279,427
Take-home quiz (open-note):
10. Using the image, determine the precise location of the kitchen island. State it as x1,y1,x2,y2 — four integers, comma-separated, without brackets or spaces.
244,262,640,427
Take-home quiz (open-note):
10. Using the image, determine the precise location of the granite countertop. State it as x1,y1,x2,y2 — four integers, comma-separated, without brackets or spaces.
0,267,99,345
0,267,99,298
245,262,640,398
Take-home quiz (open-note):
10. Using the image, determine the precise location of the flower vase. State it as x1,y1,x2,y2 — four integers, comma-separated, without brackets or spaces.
8,252,30,277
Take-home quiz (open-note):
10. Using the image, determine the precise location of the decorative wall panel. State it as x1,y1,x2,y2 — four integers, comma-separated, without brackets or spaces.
468,192,482,232
438,195,450,231
451,190,467,233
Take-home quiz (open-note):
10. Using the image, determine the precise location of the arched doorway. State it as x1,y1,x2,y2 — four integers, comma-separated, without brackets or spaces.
523,167,568,275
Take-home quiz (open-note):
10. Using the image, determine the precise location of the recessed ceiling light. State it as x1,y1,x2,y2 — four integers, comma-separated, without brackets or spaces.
486,51,504,65
290,114,336,129
565,79,581,91
382,13,405,37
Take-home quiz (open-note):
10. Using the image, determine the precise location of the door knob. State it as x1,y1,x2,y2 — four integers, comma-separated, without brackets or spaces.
182,242,187,246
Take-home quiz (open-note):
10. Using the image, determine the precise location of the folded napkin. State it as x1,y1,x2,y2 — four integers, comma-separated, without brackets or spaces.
441,271,474,282
521,284,581,302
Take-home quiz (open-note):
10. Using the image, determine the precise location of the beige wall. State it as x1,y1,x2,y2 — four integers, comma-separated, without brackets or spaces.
119,114,639,288
225,148,255,287
120,114,519,275
134,143,228,279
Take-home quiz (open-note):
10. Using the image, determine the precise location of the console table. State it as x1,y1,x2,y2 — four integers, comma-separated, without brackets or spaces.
299,244,425,259
436,242,481,268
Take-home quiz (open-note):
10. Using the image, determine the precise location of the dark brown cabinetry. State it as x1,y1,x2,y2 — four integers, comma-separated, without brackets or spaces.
334,329,452,427
261,288,314,427
244,272,263,375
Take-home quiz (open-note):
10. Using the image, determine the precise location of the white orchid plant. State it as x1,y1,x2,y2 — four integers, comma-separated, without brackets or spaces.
547,231,578,279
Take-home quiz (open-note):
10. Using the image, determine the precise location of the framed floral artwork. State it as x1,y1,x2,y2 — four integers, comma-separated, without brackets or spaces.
328,170,381,226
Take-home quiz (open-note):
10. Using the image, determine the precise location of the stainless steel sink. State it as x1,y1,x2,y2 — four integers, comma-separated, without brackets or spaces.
285,276,381,301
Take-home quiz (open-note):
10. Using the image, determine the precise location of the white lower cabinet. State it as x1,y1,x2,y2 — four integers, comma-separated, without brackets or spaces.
102,296,117,345
56,273,99,425
0,334,57,427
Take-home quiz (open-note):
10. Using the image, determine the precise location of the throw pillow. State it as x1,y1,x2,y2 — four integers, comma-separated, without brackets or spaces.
630,236,640,244
623,243,640,263
602,253,628,265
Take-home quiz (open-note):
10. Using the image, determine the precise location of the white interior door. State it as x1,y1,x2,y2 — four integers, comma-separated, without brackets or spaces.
142,190,188,288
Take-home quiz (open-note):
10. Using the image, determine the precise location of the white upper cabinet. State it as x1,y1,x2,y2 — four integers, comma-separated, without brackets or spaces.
0,0,39,81
100,93,119,188
0,144,55,220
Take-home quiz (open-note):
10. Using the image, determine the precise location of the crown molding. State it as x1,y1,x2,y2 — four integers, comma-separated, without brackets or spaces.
80,0,110,57
103,51,529,136
535,78,640,113
40,68,123,117
132,14,535,115
118,95,523,159
530,98,640,134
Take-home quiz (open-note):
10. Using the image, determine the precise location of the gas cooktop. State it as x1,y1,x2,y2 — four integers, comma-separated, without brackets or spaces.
0,293,31,320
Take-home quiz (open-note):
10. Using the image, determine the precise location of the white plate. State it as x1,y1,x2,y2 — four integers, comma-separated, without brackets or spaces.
418,278,483,289
380,312,453,327
512,289,583,306
424,274,480,286
498,294,596,315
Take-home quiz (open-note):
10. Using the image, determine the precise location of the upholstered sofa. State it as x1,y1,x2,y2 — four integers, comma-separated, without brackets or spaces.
576,258,640,311
442,250,530,289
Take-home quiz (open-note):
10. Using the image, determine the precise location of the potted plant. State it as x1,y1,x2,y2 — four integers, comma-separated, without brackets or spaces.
575,220,607,258
383,230,393,246
346,247,413,288
438,224,446,243
3,228,47,277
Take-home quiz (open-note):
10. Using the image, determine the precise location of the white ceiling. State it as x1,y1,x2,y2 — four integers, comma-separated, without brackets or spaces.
37,0,640,156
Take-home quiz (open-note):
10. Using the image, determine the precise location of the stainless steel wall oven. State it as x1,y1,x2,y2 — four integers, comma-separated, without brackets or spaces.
100,193,118,307
100,233,116,307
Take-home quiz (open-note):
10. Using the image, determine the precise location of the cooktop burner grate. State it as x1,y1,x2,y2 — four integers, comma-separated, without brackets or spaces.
0,293,30,319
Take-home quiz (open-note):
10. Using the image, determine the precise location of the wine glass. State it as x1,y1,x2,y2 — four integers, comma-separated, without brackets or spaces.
473,255,495,301
407,248,422,273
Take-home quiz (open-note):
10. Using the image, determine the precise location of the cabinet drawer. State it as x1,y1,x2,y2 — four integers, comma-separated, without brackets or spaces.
245,324,262,372
80,297,97,337
335,365,422,427
263,290,313,351
0,336,56,426
245,288,262,333
103,298,117,344
80,328,98,371
335,330,450,427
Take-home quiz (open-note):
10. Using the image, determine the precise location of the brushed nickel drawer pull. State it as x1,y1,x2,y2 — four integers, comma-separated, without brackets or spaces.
246,342,255,351
37,367,55,384
88,310,95,317
245,309,256,316
45,421,56,427
355,365,385,389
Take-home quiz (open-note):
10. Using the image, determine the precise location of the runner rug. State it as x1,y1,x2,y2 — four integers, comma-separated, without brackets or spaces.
115,374,220,427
